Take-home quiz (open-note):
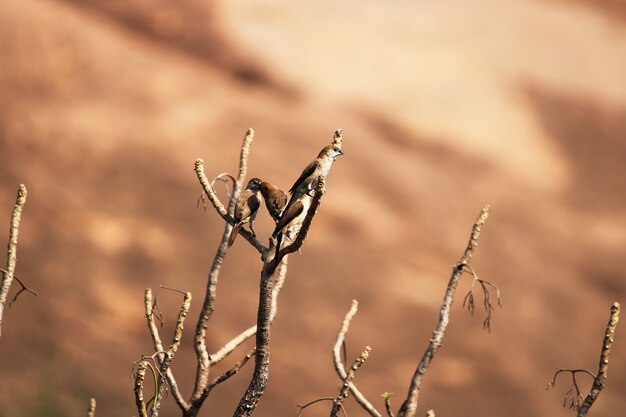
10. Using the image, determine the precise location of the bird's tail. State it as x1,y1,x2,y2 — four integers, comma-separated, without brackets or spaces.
274,233,283,268
228,223,242,247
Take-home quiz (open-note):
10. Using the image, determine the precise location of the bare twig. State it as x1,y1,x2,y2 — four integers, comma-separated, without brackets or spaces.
206,348,256,393
0,184,27,337
0,270,37,307
144,288,190,412
547,368,594,411
331,346,372,417
333,300,382,417
86,398,96,417
461,264,501,332
297,398,340,417
548,302,620,416
577,302,620,416
397,205,492,417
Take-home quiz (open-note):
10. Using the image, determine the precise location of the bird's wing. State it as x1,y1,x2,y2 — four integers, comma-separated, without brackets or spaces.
289,160,319,194
272,199,305,237
247,193,261,214
234,190,253,221
270,190,289,218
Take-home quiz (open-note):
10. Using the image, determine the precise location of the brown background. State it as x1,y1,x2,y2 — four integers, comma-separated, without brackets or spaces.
1,1,625,416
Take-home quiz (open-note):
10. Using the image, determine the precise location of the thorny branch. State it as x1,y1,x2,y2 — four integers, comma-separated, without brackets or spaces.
0,184,28,337
333,300,382,417
548,302,620,416
397,205,492,417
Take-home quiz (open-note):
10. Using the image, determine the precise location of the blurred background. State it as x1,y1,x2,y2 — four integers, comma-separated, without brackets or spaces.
1,0,625,416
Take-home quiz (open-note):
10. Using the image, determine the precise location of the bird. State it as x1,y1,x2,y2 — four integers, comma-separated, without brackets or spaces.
227,178,262,247
255,179,288,223
271,193,312,266
288,144,343,197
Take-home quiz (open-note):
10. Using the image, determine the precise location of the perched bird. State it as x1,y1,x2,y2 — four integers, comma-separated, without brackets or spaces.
271,193,312,265
227,178,262,247
256,179,288,223
288,144,343,197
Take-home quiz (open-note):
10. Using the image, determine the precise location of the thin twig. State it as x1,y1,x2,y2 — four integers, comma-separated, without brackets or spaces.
206,348,256,393
383,393,395,417
331,346,372,417
547,368,594,411
577,302,620,416
0,270,37,307
0,184,27,337
333,300,382,417
397,205,491,417
86,398,96,417
461,264,501,332
143,288,192,414
297,398,338,417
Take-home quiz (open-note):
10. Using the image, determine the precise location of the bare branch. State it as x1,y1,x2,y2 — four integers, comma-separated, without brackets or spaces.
206,348,256,393
297,398,339,417
331,346,372,417
210,257,288,365
86,398,96,417
0,184,28,337
134,360,149,417
144,288,192,414
189,129,262,415
397,205,492,417
577,302,620,416
333,300,382,417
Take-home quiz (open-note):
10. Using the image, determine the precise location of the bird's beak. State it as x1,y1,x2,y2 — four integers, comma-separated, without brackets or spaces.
337,149,344,157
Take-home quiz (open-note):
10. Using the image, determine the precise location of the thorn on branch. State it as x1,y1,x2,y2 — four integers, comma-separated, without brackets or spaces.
0,270,37,308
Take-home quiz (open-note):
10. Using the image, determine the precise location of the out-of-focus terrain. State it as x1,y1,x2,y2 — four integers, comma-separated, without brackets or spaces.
0,1,625,416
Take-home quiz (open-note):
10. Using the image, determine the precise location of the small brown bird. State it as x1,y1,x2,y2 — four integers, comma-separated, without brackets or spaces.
271,193,312,265
288,144,343,197
256,179,288,223
227,178,262,247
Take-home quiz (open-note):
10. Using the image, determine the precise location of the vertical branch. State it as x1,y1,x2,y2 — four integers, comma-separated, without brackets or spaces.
333,300,381,417
134,360,149,417
576,302,620,417
0,184,27,337
397,205,491,417
190,130,258,413
144,289,190,412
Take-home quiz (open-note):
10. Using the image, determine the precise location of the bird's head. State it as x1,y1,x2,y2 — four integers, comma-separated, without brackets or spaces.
318,144,344,160
246,178,262,191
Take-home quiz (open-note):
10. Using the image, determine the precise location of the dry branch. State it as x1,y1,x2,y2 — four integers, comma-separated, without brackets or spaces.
577,302,620,416
0,184,27,337
548,302,620,416
397,205,491,417
331,346,372,417
333,300,382,417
